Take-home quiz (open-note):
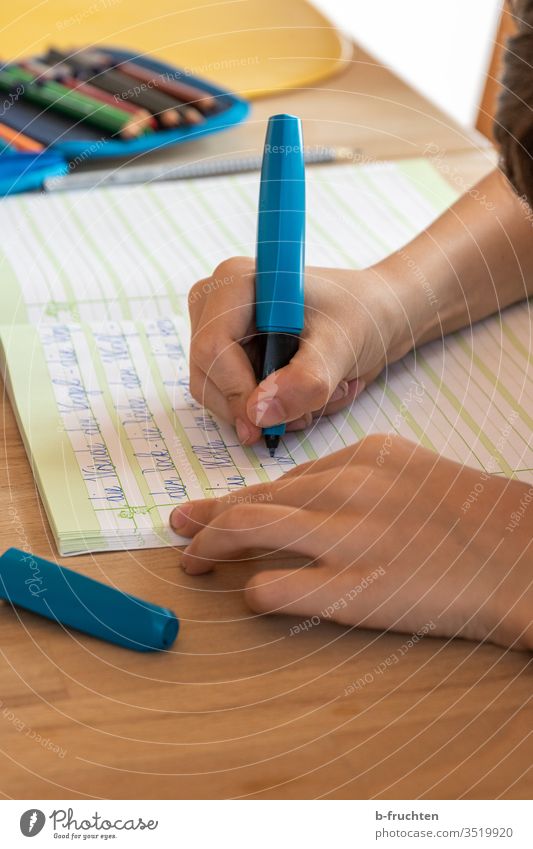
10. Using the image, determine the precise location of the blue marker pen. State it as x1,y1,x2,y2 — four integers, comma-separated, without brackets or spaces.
0,548,179,652
255,114,306,457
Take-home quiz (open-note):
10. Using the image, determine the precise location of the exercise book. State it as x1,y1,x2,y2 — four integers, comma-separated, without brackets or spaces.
0,159,531,554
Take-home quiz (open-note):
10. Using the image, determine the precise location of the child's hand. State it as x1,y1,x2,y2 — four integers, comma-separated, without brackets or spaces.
188,257,409,445
170,436,533,650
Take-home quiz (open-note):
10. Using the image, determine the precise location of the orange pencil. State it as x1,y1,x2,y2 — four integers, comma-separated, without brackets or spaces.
0,122,43,152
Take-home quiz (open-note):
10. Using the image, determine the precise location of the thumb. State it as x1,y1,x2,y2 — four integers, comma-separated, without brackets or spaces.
246,346,346,428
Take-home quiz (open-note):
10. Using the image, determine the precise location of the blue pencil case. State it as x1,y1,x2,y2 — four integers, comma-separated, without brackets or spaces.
0,46,250,196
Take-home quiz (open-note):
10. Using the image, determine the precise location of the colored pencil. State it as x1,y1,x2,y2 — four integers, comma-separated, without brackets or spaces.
59,50,218,113
0,121,43,151
21,58,157,130
0,64,151,138
117,60,218,113
63,78,157,128
76,67,183,127
44,50,182,127
0,98,106,145
87,54,210,123
45,50,203,127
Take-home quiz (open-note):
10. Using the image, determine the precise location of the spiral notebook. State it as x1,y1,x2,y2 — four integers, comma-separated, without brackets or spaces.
1,158,532,555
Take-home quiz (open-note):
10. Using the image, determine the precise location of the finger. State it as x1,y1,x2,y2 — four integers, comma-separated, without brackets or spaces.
189,365,314,443
170,436,384,541
245,567,341,618
189,362,231,420
181,505,328,574
286,413,313,432
357,362,387,388
189,363,262,445
190,260,257,429
319,377,365,417
279,436,385,476
281,441,359,475
187,276,210,323
246,339,348,428
170,472,332,537
190,333,258,432
245,563,432,637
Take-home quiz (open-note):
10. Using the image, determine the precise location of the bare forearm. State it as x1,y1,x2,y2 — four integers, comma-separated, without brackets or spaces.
377,169,533,359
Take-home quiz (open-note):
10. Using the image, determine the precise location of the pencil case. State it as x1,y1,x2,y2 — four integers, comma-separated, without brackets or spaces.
0,46,250,196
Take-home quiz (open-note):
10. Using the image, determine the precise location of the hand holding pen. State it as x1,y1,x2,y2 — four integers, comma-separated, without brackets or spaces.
187,120,392,447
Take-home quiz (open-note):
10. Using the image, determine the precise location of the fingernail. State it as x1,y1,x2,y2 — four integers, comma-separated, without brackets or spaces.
350,378,366,398
170,505,191,531
235,417,251,444
250,397,286,426
329,380,349,403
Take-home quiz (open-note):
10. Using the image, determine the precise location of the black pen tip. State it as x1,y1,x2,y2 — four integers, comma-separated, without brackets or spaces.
265,434,280,458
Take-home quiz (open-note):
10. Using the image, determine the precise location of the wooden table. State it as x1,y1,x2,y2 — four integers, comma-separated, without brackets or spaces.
1,44,530,801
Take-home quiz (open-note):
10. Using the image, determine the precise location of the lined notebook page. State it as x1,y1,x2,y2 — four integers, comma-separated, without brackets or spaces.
1,160,531,555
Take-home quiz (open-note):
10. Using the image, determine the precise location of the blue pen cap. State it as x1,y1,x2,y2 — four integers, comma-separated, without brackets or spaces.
0,548,179,652
256,114,305,334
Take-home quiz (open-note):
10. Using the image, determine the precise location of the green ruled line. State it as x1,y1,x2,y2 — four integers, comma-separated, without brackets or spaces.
0,248,28,325
119,189,183,314
295,432,317,461
18,197,79,315
240,444,271,483
56,194,125,320
2,324,101,539
357,171,416,235
5,202,55,303
400,360,485,469
136,321,214,497
455,334,533,433
319,178,392,255
378,377,436,451
144,185,212,277
396,159,460,211
231,175,363,267
310,207,367,267
446,340,530,459
417,348,514,476
343,410,366,440
357,163,452,246
191,181,248,254
82,325,163,529
500,312,533,368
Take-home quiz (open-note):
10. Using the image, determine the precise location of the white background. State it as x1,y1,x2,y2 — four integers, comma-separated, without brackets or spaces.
315,0,503,126
2,800,532,847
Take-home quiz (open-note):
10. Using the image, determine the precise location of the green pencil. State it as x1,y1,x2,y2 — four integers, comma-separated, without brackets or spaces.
0,65,152,138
